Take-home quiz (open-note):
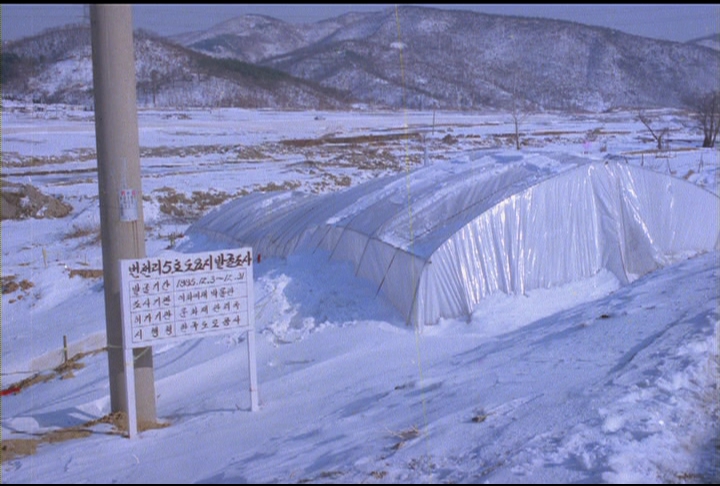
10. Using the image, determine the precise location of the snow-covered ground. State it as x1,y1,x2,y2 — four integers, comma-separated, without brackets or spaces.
2,103,719,483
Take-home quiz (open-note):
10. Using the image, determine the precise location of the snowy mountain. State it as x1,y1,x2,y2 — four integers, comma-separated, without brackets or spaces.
275,6,720,111
3,6,719,111
171,13,373,64
170,15,310,63
1,25,349,109
184,6,720,112
687,33,720,51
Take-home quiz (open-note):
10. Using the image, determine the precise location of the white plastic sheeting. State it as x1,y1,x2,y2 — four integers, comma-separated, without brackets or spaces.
188,155,720,327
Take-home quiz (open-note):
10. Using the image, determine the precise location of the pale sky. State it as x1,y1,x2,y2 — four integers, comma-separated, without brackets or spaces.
2,4,719,43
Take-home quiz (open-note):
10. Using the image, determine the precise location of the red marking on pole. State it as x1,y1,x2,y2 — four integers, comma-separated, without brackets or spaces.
1,387,21,396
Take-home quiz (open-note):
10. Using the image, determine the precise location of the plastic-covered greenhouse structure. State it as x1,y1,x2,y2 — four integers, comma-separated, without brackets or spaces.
188,153,720,327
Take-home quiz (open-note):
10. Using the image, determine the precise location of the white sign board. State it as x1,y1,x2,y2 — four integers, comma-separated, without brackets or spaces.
119,248,259,438
119,188,139,222
120,249,254,348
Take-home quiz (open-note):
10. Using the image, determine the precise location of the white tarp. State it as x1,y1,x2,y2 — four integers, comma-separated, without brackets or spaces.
189,154,720,327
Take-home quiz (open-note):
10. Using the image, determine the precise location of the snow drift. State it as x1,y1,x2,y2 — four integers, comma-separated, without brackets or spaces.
188,154,720,326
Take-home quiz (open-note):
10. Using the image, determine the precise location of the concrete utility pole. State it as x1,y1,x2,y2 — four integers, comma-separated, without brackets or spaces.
90,4,157,426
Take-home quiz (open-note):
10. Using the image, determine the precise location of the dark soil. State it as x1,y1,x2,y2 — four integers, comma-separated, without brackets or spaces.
1,181,72,220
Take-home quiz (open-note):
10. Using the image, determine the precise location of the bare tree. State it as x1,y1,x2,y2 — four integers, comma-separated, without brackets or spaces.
151,70,159,107
687,90,720,148
637,111,669,151
510,74,529,150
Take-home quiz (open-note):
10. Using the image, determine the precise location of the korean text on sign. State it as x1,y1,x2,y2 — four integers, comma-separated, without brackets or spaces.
120,249,254,347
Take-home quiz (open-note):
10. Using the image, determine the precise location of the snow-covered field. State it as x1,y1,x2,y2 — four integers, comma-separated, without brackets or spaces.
2,102,719,483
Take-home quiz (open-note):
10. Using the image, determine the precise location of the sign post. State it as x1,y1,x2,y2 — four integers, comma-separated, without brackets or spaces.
119,248,259,438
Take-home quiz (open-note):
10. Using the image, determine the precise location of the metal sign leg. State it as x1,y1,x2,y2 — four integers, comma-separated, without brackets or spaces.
247,329,259,412
124,347,138,439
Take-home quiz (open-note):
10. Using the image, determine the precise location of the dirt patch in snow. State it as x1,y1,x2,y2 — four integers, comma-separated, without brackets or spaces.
68,268,104,279
1,412,169,462
1,349,170,462
1,181,72,220
1,275,35,295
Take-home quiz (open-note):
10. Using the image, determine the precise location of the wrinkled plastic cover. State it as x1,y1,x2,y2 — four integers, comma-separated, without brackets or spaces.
189,155,720,327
